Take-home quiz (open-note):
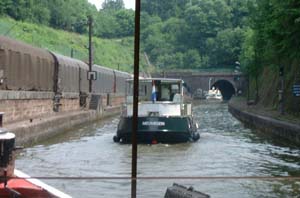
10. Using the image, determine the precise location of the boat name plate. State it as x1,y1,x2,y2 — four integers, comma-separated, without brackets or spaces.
142,121,165,126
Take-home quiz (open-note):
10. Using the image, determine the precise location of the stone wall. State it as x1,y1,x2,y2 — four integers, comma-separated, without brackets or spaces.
1,91,126,145
0,98,53,124
100,93,125,107
0,91,54,124
0,91,125,125
7,110,98,146
0,91,85,124
228,102,300,144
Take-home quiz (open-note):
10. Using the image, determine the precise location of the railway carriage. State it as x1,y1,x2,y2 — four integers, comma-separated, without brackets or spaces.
52,52,89,94
115,70,132,94
93,64,115,93
0,35,131,117
0,36,54,91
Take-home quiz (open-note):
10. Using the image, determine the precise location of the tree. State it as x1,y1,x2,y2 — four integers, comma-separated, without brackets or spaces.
206,27,245,67
102,0,124,10
7,0,33,21
183,0,231,62
114,9,135,37
141,0,185,20
94,11,118,38
183,49,202,69
0,0,12,15
30,0,51,25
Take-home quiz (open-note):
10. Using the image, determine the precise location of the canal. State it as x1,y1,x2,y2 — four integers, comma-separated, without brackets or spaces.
16,102,300,197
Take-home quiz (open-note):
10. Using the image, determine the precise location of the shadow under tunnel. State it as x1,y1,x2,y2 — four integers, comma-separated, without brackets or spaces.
212,80,235,100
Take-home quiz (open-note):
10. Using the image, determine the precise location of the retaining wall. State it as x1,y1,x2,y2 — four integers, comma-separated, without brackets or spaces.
228,103,300,144
0,91,125,145
0,91,55,124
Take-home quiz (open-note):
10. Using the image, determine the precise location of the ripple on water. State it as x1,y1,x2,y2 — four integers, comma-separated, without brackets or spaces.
16,102,300,198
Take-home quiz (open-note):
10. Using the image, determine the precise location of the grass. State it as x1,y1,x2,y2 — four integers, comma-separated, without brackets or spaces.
0,16,148,73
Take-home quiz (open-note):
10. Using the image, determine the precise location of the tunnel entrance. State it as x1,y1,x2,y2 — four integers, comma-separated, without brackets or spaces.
212,80,235,100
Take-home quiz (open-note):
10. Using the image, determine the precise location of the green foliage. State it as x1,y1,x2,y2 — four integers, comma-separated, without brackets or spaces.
102,0,125,10
207,27,245,67
239,0,300,113
239,28,255,73
0,17,147,72
94,8,135,38
0,0,132,37
140,0,255,70
114,9,135,37
0,0,12,15
0,0,263,72
94,11,119,38
141,0,185,20
239,0,300,77
249,0,300,65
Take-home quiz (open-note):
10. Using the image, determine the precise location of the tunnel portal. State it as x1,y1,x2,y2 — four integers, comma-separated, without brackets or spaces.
212,80,235,100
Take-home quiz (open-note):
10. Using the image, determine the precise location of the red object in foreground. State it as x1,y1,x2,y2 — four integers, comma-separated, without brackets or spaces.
0,170,72,198
0,178,52,198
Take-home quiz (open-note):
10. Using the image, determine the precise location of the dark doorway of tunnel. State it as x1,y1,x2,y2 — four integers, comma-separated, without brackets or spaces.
212,80,235,100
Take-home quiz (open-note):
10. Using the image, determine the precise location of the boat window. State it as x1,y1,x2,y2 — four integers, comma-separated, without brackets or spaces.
126,80,182,102
160,84,170,101
126,81,152,102
138,85,146,96
157,82,181,102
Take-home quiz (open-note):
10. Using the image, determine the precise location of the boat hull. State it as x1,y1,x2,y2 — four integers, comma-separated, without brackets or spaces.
115,116,199,144
0,169,71,198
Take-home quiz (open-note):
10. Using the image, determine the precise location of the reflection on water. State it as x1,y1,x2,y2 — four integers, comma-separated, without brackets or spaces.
16,102,300,198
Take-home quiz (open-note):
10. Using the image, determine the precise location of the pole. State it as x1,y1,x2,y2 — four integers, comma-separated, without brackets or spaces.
208,78,212,90
132,1,140,198
247,75,250,102
88,16,93,93
279,66,284,115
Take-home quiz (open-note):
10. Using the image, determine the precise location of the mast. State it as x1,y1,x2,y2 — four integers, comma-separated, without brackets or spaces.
131,0,141,197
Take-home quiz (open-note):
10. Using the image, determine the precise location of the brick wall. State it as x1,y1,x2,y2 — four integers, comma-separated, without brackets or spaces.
0,91,84,124
0,91,125,125
100,93,125,108
60,98,82,112
0,99,54,124
111,95,125,106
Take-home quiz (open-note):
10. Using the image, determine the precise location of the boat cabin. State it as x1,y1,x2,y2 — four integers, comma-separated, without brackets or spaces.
115,78,200,144
123,78,192,117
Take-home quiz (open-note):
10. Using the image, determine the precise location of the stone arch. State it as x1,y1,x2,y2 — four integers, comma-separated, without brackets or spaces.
211,79,236,100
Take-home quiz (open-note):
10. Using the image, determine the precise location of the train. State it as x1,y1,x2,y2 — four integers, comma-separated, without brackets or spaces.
0,35,132,111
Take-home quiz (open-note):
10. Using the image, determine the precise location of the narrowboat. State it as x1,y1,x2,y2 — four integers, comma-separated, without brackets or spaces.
113,78,200,144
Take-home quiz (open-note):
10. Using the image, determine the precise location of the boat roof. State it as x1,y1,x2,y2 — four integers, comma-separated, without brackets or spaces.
126,78,183,83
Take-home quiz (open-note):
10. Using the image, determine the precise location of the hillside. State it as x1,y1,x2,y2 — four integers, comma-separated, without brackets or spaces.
247,61,300,116
0,17,147,72
243,0,300,116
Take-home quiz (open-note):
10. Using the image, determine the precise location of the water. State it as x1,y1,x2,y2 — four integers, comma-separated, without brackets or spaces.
16,102,300,197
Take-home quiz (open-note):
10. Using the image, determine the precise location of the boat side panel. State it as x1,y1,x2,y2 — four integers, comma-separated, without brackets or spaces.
117,117,196,143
